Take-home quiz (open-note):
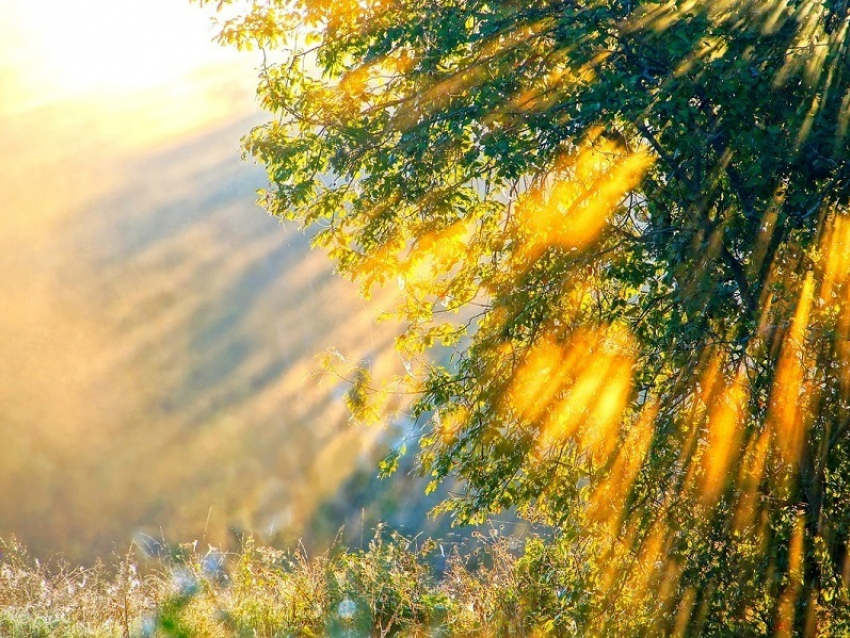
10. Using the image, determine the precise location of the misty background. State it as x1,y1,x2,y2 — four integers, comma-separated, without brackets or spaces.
0,0,459,563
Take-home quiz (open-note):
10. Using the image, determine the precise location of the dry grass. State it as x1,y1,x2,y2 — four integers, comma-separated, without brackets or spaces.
0,530,577,637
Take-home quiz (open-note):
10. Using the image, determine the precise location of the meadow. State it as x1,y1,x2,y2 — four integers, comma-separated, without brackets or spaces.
0,531,562,637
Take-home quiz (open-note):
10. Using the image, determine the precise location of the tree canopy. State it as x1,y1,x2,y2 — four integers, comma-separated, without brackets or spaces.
201,0,850,634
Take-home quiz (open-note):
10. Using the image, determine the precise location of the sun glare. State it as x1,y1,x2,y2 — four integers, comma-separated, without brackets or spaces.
0,0,238,109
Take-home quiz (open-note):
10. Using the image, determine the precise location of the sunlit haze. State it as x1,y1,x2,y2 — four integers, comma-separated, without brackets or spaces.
0,0,403,562
0,0,239,111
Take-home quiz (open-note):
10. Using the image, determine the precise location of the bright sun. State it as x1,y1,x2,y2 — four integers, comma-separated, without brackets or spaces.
1,0,237,107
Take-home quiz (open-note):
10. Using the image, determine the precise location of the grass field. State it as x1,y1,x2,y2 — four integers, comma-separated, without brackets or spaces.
0,530,564,637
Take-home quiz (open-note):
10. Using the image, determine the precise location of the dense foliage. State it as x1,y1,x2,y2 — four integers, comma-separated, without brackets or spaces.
200,0,850,633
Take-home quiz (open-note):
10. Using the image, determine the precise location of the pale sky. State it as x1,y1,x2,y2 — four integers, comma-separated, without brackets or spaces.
0,0,246,114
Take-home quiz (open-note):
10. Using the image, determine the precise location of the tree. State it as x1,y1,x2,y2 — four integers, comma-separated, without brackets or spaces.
200,0,850,633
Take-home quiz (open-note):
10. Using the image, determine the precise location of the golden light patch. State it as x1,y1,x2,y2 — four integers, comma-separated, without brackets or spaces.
581,358,633,461
673,587,698,638
542,355,616,446
436,407,469,445
733,429,770,534
776,513,806,638
769,273,815,466
819,215,850,303
504,334,576,426
501,327,635,465
587,400,657,528
818,215,850,404
515,137,653,260
700,367,749,505
339,65,373,99
353,215,473,297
